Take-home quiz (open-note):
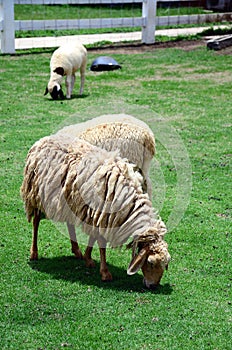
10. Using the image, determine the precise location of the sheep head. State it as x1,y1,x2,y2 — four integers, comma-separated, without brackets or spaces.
44,83,64,100
127,227,170,289
44,67,65,100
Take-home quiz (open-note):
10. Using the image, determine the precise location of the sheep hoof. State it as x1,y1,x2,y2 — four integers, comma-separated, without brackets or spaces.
30,251,38,260
71,241,83,259
84,257,95,268
72,249,83,260
101,271,113,282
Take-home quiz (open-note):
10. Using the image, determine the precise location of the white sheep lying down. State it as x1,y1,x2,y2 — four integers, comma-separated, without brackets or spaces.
21,135,170,289
44,42,87,100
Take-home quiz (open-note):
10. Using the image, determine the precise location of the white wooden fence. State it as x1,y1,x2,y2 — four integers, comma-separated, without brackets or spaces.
1,0,232,53
1,0,155,53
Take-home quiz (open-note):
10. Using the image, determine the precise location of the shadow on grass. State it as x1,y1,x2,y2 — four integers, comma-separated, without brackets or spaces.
45,93,89,102
28,256,173,295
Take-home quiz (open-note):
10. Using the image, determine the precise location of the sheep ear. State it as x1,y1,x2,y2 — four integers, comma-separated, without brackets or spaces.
127,248,148,275
54,67,64,76
44,87,49,95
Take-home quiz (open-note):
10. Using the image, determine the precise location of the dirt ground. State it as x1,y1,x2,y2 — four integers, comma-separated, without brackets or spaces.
89,38,232,55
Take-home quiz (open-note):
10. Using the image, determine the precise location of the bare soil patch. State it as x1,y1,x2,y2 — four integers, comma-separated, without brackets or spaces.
88,38,232,55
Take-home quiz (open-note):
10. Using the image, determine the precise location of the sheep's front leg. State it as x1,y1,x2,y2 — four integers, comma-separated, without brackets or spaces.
30,209,41,260
65,75,72,99
83,236,96,268
67,223,83,259
97,237,112,282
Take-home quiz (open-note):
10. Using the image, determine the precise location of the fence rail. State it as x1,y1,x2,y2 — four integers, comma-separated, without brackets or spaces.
13,0,203,4
14,0,142,4
14,18,145,31
1,0,232,53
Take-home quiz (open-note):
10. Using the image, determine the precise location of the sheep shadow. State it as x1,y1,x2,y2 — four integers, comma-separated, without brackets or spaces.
45,93,89,102
28,255,173,295
72,93,89,99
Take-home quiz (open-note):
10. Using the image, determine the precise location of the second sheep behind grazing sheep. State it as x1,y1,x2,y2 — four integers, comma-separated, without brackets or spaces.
44,42,87,100
56,114,155,197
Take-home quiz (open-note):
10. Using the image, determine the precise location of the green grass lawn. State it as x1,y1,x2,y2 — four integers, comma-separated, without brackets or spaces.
0,42,231,349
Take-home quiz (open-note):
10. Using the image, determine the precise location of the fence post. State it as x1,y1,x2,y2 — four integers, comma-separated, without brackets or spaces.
0,0,15,54
142,0,157,44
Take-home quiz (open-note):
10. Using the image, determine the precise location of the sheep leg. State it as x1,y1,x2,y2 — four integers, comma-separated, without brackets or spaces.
67,223,83,259
65,75,72,99
97,237,112,282
83,236,96,268
79,65,85,96
71,74,76,95
30,209,41,260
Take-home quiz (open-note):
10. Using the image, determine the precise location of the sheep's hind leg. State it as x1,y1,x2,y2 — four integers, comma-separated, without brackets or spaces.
83,236,96,268
71,74,76,96
67,223,83,259
79,65,85,95
97,237,112,282
65,75,72,99
30,209,41,260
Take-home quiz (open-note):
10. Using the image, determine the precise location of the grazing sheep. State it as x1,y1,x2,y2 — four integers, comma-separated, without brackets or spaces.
21,136,170,289
44,42,87,100
56,114,155,197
